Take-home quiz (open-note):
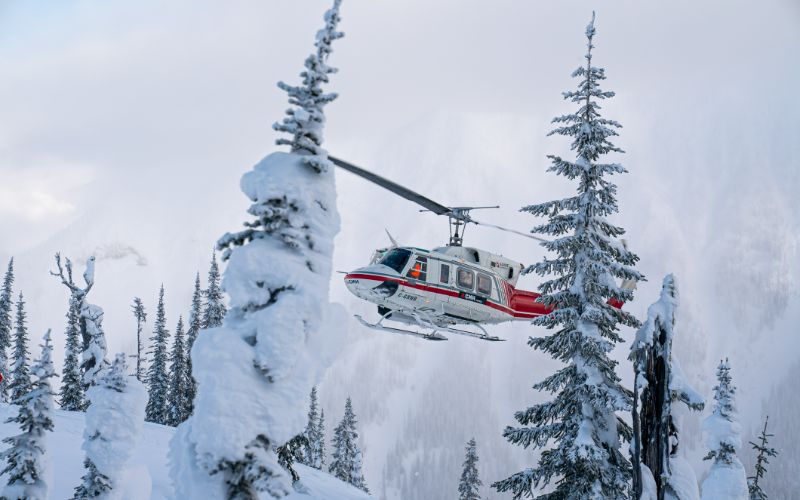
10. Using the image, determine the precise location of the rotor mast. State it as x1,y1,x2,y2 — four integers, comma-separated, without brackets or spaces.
445,207,499,246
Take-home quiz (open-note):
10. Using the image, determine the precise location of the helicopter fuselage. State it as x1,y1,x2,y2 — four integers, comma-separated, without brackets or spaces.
344,246,551,329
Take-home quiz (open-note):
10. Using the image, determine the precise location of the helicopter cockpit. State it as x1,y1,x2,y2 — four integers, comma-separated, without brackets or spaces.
375,248,412,273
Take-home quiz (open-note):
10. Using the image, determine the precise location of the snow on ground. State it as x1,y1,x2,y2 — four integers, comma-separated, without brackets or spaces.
0,404,370,499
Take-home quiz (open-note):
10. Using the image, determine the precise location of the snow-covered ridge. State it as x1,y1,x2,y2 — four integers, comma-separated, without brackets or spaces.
0,404,371,499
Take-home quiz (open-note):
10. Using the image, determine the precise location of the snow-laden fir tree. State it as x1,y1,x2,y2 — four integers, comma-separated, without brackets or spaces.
167,316,190,426
630,275,704,500
302,386,323,468
184,272,203,417
317,408,326,470
169,1,346,498
459,438,483,500
701,359,748,500
272,0,343,173
131,297,147,382
277,434,307,483
60,292,84,411
73,353,147,500
50,254,108,389
1,330,56,500
0,257,14,402
8,292,32,404
329,397,368,493
492,13,642,500
747,416,777,500
202,253,225,329
145,285,170,425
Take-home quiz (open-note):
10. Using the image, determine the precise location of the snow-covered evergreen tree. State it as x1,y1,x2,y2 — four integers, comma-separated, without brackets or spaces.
272,0,343,173
302,386,322,468
167,316,190,426
317,408,326,470
131,297,147,382
8,292,32,404
185,272,203,417
701,359,748,500
73,353,147,499
60,292,84,411
747,416,777,500
1,330,56,500
145,285,170,425
50,254,108,389
169,1,346,498
201,253,225,329
0,257,14,403
277,434,307,483
458,438,482,500
329,397,368,493
630,275,704,500
493,13,641,500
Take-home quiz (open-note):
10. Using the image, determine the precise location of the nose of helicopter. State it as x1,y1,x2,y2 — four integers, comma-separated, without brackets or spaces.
344,266,400,300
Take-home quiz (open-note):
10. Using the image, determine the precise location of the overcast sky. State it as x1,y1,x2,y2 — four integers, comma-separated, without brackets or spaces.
1,0,798,253
0,2,798,493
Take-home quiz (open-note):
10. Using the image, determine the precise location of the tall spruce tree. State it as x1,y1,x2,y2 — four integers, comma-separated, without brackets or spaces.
748,416,777,500
329,397,368,493
184,272,203,417
0,258,14,403
9,292,32,403
303,386,322,468
59,293,85,411
459,438,483,500
166,316,190,426
701,359,748,500
131,297,147,382
493,13,641,500
145,286,170,425
1,330,57,500
202,253,225,329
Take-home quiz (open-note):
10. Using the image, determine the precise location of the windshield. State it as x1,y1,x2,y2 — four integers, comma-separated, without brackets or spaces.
378,248,412,274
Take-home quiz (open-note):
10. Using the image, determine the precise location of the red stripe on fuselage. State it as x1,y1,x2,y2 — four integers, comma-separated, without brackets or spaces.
344,273,543,319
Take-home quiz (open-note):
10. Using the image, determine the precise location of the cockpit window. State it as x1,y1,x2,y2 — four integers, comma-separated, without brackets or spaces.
378,249,412,274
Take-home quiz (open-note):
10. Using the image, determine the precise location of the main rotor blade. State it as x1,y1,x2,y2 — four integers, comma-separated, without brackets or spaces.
329,156,451,216
470,218,549,243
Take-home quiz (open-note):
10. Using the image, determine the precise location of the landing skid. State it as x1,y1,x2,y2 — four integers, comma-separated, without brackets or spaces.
354,309,504,342
355,315,447,341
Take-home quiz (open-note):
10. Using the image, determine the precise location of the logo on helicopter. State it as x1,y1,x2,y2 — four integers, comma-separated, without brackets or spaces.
459,292,487,304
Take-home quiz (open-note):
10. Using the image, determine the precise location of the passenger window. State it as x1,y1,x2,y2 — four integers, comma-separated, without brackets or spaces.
477,273,492,295
406,256,428,281
456,267,474,290
440,264,450,284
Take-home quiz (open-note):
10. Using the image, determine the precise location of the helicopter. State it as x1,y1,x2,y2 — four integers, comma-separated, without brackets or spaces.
330,156,634,342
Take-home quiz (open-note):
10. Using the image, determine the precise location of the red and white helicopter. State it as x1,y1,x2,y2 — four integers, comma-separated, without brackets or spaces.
331,157,633,342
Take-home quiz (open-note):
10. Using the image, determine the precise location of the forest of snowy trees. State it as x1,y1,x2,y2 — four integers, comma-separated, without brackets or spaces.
0,2,793,500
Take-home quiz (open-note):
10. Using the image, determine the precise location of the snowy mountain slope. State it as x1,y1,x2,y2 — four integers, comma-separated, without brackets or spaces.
0,404,371,499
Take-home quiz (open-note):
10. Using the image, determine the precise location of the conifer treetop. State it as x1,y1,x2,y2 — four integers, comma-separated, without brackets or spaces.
10,291,32,403
747,415,777,500
272,0,344,173
459,438,483,500
0,257,14,402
